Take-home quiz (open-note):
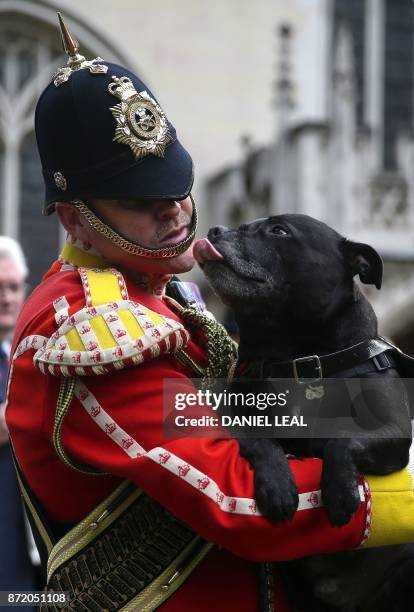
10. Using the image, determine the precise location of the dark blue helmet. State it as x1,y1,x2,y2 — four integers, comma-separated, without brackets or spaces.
36,15,193,215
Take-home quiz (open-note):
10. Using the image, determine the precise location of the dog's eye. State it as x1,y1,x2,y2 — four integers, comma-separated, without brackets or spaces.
269,225,289,236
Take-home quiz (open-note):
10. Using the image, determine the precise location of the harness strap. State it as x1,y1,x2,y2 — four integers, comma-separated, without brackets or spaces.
243,337,397,382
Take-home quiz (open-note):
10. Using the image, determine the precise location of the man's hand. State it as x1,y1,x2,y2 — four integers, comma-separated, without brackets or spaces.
0,402,9,445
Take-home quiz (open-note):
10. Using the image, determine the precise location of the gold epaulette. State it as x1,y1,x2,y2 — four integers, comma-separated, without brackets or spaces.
34,267,189,376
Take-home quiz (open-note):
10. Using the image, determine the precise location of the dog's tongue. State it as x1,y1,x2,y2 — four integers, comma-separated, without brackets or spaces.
193,238,223,264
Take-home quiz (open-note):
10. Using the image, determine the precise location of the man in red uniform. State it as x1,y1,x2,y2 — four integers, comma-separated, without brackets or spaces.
6,14,414,612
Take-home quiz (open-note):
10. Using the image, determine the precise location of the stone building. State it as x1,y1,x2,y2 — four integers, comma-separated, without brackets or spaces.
206,0,414,350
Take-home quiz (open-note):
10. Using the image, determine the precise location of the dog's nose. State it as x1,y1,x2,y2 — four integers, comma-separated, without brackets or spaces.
208,225,228,239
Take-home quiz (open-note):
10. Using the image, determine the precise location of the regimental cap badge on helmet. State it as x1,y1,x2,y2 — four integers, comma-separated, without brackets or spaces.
108,75,173,160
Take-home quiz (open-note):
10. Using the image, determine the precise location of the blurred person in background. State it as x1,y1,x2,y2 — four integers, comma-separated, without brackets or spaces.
0,237,38,607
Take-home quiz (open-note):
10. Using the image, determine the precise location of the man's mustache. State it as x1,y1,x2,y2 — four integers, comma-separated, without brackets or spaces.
155,210,192,242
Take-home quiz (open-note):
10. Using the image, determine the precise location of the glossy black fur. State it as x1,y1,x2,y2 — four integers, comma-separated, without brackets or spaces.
201,214,414,612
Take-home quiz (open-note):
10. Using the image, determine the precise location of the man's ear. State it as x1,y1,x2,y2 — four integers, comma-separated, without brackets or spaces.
55,202,90,243
341,240,383,290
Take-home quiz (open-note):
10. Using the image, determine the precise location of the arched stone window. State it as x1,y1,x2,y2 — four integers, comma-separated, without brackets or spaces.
0,2,129,287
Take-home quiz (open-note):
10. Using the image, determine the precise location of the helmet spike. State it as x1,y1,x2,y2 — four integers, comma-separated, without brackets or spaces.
57,12,78,57
52,13,108,87
57,12,85,68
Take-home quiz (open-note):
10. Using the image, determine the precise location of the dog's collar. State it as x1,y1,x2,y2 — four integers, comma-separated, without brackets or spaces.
239,336,398,383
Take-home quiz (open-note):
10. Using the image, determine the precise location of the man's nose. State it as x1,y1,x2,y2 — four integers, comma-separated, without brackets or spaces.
154,200,181,220
0,287,13,302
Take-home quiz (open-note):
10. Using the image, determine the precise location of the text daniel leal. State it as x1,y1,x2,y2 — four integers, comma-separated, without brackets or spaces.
175,414,307,427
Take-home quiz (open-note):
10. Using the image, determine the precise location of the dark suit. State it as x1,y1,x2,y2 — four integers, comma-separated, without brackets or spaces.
0,344,36,609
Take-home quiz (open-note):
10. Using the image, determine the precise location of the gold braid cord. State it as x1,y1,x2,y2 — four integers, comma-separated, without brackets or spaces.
73,200,198,259
43,482,213,612
54,377,105,476
178,307,237,382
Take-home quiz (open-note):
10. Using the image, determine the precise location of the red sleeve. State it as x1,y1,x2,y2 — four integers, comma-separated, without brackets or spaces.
59,357,369,562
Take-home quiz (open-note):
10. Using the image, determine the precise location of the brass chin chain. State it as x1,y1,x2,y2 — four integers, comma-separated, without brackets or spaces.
72,198,198,259
179,307,238,382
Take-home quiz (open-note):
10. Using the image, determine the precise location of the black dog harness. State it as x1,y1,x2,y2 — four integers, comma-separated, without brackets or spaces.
240,336,414,384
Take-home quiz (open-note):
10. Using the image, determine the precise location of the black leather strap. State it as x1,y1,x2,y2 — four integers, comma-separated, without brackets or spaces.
247,337,397,382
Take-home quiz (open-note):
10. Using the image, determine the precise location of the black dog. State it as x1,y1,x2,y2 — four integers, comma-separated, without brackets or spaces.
194,213,414,611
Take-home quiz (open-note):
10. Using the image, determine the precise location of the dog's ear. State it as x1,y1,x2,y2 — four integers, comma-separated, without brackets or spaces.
342,240,383,289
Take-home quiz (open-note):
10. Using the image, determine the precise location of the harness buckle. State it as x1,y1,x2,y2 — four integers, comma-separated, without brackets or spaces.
293,355,323,384
373,353,391,372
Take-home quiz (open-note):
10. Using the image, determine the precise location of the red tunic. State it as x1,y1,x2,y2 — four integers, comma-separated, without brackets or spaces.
6,241,371,611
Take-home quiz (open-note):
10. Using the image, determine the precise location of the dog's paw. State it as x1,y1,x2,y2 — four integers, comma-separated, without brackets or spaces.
321,477,360,527
254,473,299,522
